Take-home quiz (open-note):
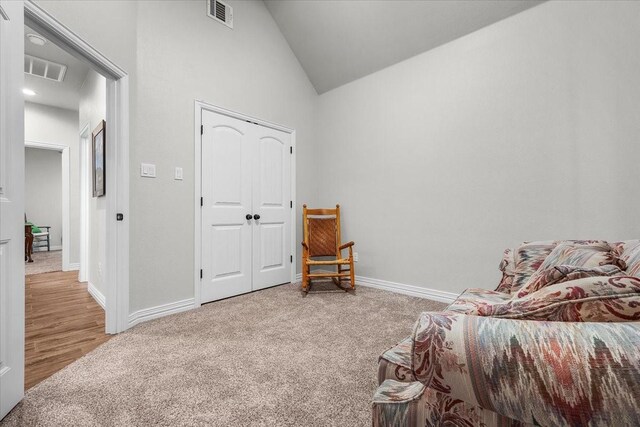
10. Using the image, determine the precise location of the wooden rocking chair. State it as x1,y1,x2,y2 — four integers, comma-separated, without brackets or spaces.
301,204,355,291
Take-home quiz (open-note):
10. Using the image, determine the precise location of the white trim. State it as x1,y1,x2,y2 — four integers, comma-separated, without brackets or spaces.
293,273,458,303
128,299,195,328
78,123,90,283
290,131,297,284
193,100,297,306
61,147,70,270
356,276,458,303
66,262,80,271
87,282,106,310
194,102,201,307
32,245,62,252
25,0,130,334
24,139,66,151
24,140,71,271
24,2,126,80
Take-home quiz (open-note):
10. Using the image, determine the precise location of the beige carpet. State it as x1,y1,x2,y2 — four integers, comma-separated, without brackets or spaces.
25,250,62,275
2,281,446,426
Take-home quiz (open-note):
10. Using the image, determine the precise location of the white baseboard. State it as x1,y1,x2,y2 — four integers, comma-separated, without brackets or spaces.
128,298,195,328
87,282,106,310
33,245,62,252
294,272,457,303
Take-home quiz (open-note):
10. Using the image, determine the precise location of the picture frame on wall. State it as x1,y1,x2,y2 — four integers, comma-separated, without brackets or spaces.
92,120,106,197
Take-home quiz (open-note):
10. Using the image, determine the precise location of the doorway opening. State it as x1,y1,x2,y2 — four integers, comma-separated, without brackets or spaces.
24,142,68,274
19,1,129,393
22,21,112,389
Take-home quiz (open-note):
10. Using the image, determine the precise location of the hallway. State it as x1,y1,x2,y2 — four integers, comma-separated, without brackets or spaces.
25,271,109,389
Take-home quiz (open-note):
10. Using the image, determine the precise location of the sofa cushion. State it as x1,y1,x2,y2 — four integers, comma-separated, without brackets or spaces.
476,275,640,322
447,288,511,314
614,240,640,277
517,264,623,298
538,242,615,270
512,241,557,292
516,241,616,295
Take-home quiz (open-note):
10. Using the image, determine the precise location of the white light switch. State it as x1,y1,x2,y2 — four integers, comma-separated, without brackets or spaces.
140,163,156,178
174,167,183,180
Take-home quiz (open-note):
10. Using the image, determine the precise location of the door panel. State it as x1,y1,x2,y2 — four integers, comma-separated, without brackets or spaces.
0,0,25,419
200,110,292,301
252,129,291,290
201,112,252,303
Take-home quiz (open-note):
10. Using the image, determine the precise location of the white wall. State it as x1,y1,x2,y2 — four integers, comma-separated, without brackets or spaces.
25,148,62,249
79,70,107,296
24,102,79,261
35,0,318,313
315,1,640,294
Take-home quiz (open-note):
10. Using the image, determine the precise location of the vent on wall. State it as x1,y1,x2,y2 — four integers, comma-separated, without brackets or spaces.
24,54,67,82
207,0,233,29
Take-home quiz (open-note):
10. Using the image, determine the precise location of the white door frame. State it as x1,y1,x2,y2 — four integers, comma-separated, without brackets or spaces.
193,100,297,306
78,123,90,283
24,1,129,333
24,140,73,270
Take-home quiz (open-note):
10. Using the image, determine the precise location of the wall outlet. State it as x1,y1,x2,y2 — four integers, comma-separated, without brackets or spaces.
174,167,183,180
353,252,359,262
140,163,156,178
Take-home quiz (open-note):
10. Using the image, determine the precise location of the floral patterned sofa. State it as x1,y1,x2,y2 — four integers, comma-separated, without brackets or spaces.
372,240,640,426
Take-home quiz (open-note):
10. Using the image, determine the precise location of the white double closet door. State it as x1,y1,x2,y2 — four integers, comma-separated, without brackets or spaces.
201,110,291,303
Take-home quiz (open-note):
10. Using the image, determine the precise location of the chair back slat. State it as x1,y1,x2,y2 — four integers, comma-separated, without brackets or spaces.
307,217,337,257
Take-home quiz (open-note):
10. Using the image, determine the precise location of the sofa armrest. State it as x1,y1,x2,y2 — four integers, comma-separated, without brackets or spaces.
411,312,640,426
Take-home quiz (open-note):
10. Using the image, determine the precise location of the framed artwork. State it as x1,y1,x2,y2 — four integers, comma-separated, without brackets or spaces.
92,120,106,197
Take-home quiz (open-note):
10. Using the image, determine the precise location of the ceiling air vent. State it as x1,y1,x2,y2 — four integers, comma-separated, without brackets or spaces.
24,54,67,82
207,0,233,29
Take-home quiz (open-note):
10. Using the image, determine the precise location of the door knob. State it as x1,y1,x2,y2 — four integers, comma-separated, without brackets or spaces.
253,214,261,220
246,214,253,220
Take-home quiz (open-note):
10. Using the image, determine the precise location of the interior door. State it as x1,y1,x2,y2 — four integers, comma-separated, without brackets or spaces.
0,0,25,419
201,110,253,303
252,127,291,290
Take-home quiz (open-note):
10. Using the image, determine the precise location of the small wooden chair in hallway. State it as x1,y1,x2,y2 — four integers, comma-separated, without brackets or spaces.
301,204,355,292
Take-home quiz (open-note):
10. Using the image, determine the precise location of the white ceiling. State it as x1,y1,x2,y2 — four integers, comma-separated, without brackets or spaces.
24,25,90,111
265,0,544,94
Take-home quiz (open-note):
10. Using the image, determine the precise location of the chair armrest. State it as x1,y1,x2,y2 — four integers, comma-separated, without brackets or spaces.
411,312,640,425
338,241,354,250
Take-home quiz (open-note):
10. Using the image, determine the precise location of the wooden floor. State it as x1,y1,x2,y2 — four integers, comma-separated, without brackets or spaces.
25,270,110,390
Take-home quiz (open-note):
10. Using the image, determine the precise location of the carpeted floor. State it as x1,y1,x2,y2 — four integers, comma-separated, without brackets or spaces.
2,281,446,426
25,250,62,275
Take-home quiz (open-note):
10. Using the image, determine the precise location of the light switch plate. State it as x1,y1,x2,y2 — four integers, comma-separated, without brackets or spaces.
140,163,156,178
175,167,183,180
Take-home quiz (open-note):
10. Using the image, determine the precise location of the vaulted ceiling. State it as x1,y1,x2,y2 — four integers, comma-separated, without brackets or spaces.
265,0,544,94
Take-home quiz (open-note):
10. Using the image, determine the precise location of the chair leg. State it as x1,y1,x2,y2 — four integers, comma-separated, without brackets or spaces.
350,260,355,289
302,262,309,290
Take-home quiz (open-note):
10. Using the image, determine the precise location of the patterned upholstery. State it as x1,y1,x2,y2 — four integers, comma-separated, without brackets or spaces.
496,248,516,294
373,380,524,427
511,240,556,292
614,240,640,277
374,239,640,426
307,217,337,256
516,264,624,298
378,337,415,385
